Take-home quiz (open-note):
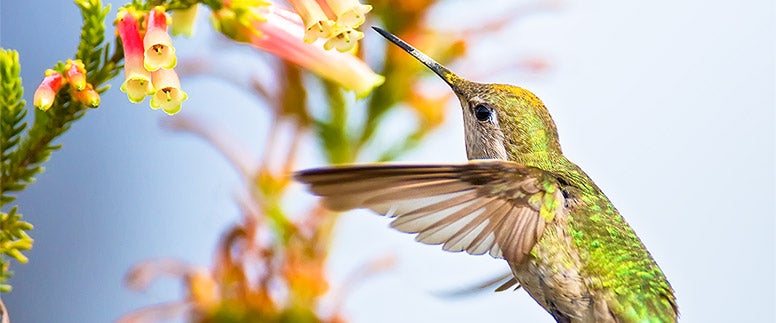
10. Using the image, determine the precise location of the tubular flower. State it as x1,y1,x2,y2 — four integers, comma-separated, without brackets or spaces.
71,83,101,108
64,59,87,91
144,6,177,71
170,5,199,37
212,4,384,98
287,0,335,43
150,68,188,115
323,27,363,52
117,8,154,103
287,0,371,52
33,69,65,111
323,0,372,28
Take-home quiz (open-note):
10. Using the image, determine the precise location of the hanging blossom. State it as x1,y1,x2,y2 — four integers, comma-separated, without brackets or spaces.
288,0,372,52
150,68,188,115
117,8,154,103
33,70,65,111
116,6,187,114
144,6,177,71
212,2,383,98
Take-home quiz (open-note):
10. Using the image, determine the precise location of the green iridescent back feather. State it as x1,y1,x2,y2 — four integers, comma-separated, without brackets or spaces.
559,164,677,322
489,85,677,321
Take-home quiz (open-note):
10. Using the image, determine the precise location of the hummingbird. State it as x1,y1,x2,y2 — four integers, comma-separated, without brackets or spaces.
295,27,677,323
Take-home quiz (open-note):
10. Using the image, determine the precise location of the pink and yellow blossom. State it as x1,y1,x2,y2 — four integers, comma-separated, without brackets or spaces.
117,8,154,103
64,59,87,91
150,68,187,115
33,69,65,111
212,4,383,98
71,83,101,108
144,6,177,71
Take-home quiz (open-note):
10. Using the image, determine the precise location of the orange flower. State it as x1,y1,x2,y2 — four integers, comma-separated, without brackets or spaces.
64,59,87,91
71,83,101,108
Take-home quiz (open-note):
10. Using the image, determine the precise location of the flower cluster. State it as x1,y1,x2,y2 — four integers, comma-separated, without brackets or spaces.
211,1,383,98
33,59,100,111
287,0,372,52
116,6,187,115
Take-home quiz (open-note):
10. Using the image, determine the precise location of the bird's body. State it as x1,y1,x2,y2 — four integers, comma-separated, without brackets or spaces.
296,28,677,322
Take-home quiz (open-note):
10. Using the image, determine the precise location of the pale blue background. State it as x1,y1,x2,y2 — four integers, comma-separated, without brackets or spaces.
1,1,774,322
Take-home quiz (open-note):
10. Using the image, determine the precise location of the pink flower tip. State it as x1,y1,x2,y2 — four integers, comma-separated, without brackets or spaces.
118,8,154,103
144,6,177,71
33,69,65,111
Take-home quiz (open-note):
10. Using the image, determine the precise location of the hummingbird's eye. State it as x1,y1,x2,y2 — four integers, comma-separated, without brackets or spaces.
473,104,493,122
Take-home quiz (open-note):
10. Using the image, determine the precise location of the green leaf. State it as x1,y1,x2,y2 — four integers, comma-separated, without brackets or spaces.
0,207,34,291
0,49,28,205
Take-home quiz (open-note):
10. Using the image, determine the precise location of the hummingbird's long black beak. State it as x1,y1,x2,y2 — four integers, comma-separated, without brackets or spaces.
372,26,465,93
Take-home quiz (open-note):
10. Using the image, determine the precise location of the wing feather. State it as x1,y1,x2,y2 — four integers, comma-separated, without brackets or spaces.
295,160,565,264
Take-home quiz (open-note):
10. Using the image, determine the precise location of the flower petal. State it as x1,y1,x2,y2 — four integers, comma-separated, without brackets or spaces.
64,59,87,91
71,83,101,108
288,0,336,43
323,0,372,28
117,8,154,102
150,68,188,115
213,5,383,98
33,69,65,111
144,6,177,71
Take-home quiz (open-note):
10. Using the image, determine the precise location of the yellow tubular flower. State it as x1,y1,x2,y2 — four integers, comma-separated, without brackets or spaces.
212,4,383,98
322,0,372,28
288,0,336,43
144,6,177,71
150,68,188,115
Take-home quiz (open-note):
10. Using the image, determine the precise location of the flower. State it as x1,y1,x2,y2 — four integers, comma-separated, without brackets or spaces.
117,8,154,103
170,5,199,37
33,69,64,111
144,6,177,71
287,0,371,52
150,68,187,115
212,4,384,98
324,0,372,28
71,83,101,108
287,0,336,43
64,59,87,91
323,27,364,52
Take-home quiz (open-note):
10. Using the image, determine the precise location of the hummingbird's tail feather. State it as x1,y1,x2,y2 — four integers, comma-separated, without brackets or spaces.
433,272,520,298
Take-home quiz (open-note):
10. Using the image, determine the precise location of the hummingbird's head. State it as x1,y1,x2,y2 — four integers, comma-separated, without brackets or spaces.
373,27,563,163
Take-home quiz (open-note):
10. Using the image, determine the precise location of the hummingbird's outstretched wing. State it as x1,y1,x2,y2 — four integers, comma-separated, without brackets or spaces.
295,160,566,264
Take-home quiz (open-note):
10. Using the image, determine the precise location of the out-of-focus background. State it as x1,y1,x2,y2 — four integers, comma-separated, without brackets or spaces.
1,0,774,322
